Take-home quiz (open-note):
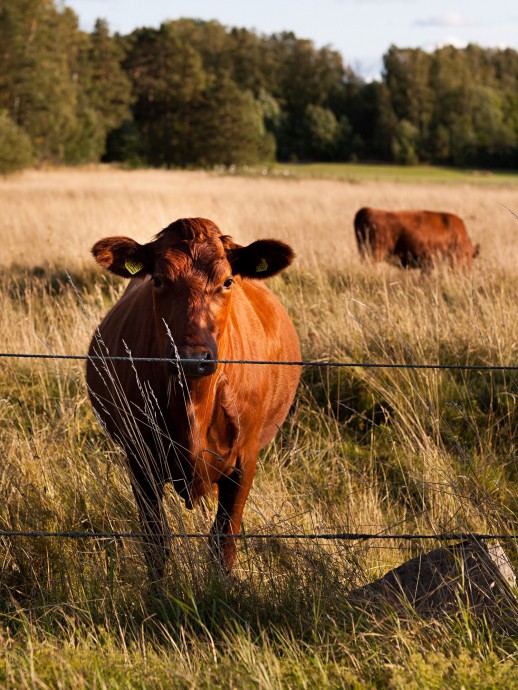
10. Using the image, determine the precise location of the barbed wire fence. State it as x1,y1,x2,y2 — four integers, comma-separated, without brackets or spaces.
1,350,517,545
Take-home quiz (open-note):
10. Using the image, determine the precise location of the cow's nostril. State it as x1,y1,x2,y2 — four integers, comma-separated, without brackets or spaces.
173,349,217,377
198,352,213,373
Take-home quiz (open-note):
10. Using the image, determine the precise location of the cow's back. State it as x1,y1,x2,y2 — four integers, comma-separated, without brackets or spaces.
396,211,475,266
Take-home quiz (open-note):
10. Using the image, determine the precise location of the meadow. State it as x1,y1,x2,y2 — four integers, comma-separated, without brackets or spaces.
1,166,518,688
246,162,518,186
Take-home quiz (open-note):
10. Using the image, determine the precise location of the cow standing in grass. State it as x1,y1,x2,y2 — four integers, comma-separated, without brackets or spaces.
87,218,301,578
354,207,480,269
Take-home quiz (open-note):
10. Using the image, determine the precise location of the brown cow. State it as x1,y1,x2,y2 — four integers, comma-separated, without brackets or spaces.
354,207,479,269
87,218,301,577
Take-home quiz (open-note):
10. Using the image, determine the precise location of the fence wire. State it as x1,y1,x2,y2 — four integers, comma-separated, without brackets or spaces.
1,351,518,371
0,530,516,542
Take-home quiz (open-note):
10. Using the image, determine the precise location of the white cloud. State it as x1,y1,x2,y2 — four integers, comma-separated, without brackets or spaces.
415,12,474,28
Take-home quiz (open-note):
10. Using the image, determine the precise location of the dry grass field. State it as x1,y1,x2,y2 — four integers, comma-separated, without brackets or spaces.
1,167,518,688
3,166,518,269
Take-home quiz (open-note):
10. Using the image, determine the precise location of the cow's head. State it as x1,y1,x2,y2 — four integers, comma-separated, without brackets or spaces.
91,218,294,378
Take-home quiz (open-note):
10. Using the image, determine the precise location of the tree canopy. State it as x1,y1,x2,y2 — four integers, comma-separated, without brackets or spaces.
0,2,516,172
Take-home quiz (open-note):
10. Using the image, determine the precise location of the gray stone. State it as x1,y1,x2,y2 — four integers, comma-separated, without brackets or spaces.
348,540,517,630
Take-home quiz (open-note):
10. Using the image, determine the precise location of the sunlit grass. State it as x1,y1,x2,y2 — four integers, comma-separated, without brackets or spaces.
0,168,517,688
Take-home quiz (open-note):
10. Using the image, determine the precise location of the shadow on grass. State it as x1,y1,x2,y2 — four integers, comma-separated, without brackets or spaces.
1,263,121,299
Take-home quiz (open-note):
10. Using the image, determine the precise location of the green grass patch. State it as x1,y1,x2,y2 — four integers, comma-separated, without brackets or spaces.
228,162,518,186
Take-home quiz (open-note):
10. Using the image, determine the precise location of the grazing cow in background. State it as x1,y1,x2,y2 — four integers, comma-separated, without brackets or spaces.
354,207,480,269
87,218,301,577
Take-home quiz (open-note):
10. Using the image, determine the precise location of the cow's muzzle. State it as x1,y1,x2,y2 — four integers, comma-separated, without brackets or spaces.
168,345,217,378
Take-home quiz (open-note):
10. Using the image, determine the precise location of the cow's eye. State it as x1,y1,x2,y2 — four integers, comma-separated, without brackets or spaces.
152,276,162,288
223,278,234,289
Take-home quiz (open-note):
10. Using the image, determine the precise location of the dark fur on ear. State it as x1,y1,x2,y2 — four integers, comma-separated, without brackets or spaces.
91,236,152,278
226,239,295,279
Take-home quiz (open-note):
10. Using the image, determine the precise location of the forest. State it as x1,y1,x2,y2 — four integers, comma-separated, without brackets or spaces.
1,0,517,173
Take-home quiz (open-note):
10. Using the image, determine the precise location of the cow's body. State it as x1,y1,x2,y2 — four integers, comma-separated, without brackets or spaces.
87,218,300,576
354,207,479,269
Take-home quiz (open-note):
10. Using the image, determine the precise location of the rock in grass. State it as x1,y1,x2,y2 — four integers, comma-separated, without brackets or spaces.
348,540,517,631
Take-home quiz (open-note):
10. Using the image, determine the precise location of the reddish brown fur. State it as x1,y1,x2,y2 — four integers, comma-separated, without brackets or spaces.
87,218,301,576
354,207,479,269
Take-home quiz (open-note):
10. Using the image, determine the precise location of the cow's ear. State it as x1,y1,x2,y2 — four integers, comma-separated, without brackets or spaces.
227,239,295,279
91,236,152,278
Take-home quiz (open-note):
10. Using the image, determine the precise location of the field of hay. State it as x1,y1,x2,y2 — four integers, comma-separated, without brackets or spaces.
1,167,518,688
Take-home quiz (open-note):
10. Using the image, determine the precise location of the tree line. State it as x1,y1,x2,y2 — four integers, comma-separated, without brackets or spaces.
1,0,517,173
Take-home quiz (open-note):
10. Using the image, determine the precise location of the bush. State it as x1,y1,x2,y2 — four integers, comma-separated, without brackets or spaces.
305,104,339,160
0,111,34,174
391,119,419,165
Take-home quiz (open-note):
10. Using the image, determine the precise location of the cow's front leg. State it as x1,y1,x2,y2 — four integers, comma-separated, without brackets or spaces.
129,460,170,583
209,454,257,572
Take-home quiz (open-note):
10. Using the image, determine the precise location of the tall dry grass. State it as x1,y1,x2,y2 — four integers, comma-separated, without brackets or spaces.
2,166,518,270
0,167,517,688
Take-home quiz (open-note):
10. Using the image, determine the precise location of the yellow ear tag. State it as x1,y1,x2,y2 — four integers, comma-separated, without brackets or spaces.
256,258,269,273
125,258,144,275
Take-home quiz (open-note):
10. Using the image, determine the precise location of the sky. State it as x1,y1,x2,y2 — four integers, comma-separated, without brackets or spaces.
64,0,518,80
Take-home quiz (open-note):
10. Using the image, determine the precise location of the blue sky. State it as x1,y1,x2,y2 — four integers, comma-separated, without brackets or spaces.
64,0,518,80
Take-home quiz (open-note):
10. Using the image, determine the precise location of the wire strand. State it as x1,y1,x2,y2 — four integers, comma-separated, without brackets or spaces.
0,530,516,541
1,352,517,371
